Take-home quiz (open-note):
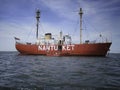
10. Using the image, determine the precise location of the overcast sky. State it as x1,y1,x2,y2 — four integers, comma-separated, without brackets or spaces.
0,0,120,53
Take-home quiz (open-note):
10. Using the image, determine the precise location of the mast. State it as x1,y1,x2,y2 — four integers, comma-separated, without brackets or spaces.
79,8,83,44
36,9,40,39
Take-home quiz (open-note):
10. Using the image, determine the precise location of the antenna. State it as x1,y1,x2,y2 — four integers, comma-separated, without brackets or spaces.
79,8,83,44
36,9,40,39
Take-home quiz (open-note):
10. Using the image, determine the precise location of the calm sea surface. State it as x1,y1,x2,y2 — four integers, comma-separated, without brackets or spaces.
0,52,120,90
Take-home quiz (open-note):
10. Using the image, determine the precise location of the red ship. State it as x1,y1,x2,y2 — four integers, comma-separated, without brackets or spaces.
15,8,112,56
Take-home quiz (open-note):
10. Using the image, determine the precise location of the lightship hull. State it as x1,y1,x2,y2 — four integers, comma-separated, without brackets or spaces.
15,8,112,56
16,42,111,56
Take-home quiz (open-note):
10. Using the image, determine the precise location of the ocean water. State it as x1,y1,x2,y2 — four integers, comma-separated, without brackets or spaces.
0,52,120,90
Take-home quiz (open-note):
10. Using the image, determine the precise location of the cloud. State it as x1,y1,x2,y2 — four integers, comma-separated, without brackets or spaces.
0,0,120,52
40,0,79,21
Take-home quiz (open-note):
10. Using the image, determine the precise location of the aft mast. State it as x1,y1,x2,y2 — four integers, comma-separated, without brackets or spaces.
79,8,83,44
36,9,40,39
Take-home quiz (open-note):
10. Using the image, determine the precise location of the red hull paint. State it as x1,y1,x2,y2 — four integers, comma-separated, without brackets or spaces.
16,42,111,56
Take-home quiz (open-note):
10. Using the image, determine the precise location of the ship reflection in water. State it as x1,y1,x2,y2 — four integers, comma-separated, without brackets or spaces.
15,8,112,56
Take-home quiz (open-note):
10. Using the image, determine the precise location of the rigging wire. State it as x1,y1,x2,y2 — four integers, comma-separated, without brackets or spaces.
71,18,88,42
24,18,46,42
72,19,79,37
39,22,45,35
85,17,100,42
25,24,36,43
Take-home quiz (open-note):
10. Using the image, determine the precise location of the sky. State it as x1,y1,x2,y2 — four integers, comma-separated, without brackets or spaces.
0,0,120,53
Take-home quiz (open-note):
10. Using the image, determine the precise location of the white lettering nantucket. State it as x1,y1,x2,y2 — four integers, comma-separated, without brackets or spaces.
38,45,75,51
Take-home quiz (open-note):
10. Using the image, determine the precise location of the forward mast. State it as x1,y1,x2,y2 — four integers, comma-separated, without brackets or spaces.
36,10,40,39
79,8,83,44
